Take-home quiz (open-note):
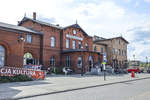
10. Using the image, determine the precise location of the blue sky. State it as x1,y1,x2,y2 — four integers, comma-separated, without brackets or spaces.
0,0,150,61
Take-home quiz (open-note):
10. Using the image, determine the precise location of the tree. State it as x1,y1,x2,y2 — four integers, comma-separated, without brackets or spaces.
140,64,143,68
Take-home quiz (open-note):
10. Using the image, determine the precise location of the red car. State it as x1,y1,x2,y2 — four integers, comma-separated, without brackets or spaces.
127,66,140,73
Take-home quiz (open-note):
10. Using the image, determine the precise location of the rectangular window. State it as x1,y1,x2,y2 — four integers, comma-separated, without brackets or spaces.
118,49,121,55
112,48,115,54
66,39,70,48
115,49,118,54
50,37,55,47
94,46,97,52
85,44,88,51
72,40,76,49
78,41,82,49
26,35,32,43
118,39,120,45
66,56,70,67
122,50,124,56
101,48,103,53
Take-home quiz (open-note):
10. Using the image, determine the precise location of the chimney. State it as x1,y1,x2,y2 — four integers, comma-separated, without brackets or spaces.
56,24,59,26
33,12,36,20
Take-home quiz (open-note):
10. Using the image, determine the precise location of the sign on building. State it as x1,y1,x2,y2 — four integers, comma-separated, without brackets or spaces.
0,67,45,80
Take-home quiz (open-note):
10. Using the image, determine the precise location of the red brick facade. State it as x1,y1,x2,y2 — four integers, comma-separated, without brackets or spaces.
0,14,102,73
0,29,24,67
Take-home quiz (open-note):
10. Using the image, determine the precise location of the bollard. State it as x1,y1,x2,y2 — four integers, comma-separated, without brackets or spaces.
131,71,135,78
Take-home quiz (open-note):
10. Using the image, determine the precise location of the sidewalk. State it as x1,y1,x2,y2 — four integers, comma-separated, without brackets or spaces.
0,73,150,100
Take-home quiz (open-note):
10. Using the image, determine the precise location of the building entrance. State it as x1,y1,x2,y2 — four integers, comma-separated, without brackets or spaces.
24,52,34,65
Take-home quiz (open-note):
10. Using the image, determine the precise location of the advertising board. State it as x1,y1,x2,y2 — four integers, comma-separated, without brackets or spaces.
0,67,45,80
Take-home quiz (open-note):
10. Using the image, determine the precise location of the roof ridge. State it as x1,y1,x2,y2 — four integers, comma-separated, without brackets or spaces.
20,17,63,29
0,21,42,34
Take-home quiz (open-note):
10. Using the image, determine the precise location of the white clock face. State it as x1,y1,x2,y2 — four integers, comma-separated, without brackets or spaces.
73,29,76,34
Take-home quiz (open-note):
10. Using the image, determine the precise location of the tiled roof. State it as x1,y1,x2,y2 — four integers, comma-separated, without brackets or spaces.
94,36,129,44
18,17,63,29
0,21,42,34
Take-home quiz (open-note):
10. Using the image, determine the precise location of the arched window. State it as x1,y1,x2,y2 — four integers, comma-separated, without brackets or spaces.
50,56,55,67
24,52,33,65
51,37,55,47
73,29,76,34
0,45,5,66
77,57,82,68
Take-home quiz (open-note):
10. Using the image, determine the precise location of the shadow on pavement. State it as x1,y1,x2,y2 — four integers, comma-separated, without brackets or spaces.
0,80,50,100
45,73,127,78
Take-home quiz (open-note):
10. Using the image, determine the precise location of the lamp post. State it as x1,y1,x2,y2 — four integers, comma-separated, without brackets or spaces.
146,56,148,67
146,56,148,64
133,54,135,61
18,35,25,43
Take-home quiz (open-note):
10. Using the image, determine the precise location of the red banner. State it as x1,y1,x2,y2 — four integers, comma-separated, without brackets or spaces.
0,67,45,80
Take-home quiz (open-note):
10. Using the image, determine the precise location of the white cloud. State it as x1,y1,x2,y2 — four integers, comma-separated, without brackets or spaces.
135,1,140,7
125,23,150,61
144,0,150,3
0,0,150,61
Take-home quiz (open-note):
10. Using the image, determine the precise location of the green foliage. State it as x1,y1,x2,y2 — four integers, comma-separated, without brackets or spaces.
0,74,33,83
143,64,147,67
140,64,143,67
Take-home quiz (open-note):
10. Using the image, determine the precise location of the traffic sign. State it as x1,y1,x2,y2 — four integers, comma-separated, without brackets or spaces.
103,53,107,63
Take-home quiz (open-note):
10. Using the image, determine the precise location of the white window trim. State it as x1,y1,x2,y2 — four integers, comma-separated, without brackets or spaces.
51,37,55,47
26,34,32,43
66,39,70,48
72,40,76,49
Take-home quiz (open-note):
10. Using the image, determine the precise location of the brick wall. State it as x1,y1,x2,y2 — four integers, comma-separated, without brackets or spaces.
0,29,24,67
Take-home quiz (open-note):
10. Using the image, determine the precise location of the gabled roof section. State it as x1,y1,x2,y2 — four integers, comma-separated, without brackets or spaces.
0,21,42,35
94,36,129,44
18,17,63,29
63,24,88,36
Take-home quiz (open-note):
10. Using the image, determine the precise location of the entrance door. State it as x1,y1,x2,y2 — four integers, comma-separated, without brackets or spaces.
24,52,34,65
0,45,5,66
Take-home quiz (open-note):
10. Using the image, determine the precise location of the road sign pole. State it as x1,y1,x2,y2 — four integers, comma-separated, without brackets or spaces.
104,70,106,80
103,63,106,81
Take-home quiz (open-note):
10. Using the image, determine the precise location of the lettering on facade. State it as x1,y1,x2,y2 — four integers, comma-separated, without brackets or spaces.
66,34,83,41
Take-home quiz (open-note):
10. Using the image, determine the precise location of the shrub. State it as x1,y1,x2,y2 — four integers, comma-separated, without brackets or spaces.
13,74,33,82
0,74,33,83
51,67,64,74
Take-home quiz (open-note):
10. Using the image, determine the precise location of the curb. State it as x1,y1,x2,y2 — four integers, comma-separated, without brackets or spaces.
2,77,150,100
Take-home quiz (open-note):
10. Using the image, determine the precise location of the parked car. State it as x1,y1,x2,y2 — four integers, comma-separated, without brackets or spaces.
127,61,142,73
127,67,140,73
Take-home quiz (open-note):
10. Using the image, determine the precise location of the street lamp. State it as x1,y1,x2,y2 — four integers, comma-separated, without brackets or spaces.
133,54,135,61
146,56,148,66
18,35,25,43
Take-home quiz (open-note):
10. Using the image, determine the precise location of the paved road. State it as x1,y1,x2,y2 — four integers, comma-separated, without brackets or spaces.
20,78,150,100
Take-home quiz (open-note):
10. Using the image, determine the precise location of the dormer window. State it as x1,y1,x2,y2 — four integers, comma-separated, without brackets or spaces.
73,29,76,35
